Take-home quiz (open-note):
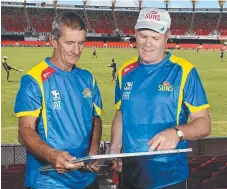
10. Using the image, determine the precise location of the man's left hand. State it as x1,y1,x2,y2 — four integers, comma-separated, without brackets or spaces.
147,128,180,151
85,160,100,172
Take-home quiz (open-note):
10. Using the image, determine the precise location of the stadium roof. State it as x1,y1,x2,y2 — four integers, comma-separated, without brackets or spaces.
1,0,227,8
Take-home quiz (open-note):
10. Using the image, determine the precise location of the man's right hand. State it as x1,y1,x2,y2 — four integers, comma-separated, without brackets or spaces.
112,158,122,172
49,149,84,173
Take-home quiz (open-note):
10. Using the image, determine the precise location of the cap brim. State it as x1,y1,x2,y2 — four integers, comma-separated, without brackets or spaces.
135,21,168,34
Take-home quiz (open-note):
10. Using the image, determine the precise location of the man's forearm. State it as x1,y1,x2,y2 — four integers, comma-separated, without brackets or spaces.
110,111,122,154
179,116,211,141
19,127,55,163
89,116,102,155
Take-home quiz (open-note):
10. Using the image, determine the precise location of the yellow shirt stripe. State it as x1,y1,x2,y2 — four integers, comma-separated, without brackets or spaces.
185,102,210,113
118,57,138,89
93,103,102,116
15,108,41,118
27,61,49,138
170,55,194,125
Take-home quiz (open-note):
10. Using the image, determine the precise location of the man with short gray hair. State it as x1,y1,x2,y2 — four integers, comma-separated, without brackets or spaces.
111,8,211,189
14,12,102,189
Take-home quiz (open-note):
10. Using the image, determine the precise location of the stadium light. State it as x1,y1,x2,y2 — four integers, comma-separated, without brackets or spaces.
137,0,143,10
52,0,57,7
163,0,171,10
111,0,118,9
218,0,226,10
82,0,87,8
191,0,199,11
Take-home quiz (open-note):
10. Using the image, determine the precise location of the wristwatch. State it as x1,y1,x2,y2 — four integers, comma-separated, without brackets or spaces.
174,127,184,140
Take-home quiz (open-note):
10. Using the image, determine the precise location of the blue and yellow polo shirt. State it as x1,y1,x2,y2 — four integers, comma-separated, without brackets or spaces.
14,57,102,189
115,52,209,189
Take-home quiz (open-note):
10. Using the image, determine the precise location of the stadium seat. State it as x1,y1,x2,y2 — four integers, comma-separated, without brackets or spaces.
188,162,201,170
192,156,212,161
8,164,26,169
202,161,227,171
187,178,201,189
220,164,227,170
212,170,227,177
2,165,6,171
190,167,214,181
1,180,12,189
201,175,227,188
214,155,227,160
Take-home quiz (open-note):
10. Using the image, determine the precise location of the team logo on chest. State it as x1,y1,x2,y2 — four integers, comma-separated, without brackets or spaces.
51,90,61,110
83,88,92,98
158,81,173,92
122,82,133,100
124,82,133,90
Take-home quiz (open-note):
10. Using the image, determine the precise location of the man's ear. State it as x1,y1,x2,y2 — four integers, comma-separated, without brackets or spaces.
165,29,170,43
49,35,57,48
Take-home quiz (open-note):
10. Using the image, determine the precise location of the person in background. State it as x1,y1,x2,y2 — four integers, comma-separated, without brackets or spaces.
2,56,24,82
107,59,117,81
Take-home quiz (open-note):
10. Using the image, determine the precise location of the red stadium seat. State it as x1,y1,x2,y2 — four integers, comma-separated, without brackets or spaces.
188,162,201,170
212,170,227,177
202,175,227,188
8,164,26,169
187,178,201,189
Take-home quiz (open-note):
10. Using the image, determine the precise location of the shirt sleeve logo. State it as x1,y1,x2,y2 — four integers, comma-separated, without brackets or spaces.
158,81,173,92
83,88,92,98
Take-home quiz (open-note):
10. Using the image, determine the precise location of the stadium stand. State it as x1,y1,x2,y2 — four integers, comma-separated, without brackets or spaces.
27,8,55,32
1,6,227,36
87,10,115,34
1,7,27,32
2,153,227,189
193,13,219,35
170,12,192,35
115,11,138,35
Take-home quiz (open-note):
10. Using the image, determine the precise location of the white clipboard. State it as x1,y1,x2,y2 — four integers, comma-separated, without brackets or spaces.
39,148,192,171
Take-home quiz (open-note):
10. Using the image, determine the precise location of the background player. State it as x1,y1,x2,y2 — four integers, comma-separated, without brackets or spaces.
2,56,24,82
92,47,97,58
107,59,117,81
221,50,224,62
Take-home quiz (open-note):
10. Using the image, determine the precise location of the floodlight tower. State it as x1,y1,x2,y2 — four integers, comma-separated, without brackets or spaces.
163,0,171,11
111,0,119,31
218,0,226,11
82,0,87,8
52,0,58,16
138,0,143,11
133,0,143,11
215,0,226,33
82,0,91,32
191,0,199,12
23,0,31,31
189,0,199,35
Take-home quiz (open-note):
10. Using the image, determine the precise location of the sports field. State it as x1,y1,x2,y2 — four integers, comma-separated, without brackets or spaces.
1,47,227,144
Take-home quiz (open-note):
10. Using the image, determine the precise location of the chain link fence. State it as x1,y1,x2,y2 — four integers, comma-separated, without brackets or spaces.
2,137,227,165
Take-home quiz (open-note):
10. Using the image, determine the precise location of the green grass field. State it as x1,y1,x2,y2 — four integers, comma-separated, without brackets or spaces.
1,47,227,144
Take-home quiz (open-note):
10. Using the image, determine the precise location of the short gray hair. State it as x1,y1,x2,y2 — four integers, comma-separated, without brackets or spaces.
51,11,86,40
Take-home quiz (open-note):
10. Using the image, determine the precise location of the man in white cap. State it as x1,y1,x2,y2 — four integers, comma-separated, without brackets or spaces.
110,8,211,189
2,56,24,82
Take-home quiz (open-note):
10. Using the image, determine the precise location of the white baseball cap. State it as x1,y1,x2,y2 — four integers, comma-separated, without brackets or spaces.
135,8,171,34
3,56,8,59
